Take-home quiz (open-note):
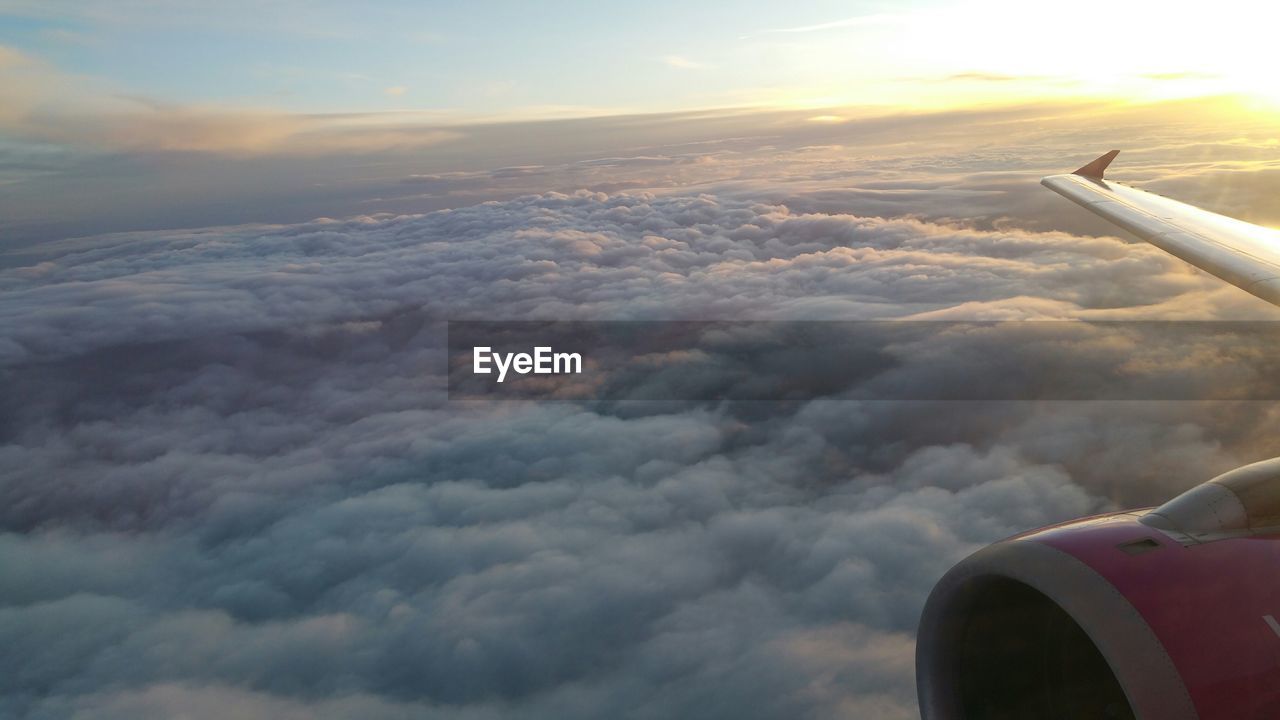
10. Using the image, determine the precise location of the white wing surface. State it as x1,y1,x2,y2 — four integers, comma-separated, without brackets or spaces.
1042,151,1280,306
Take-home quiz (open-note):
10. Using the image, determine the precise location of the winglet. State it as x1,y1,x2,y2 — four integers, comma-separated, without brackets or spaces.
1073,150,1120,180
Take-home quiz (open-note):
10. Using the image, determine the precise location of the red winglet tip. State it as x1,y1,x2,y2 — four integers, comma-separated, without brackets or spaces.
1073,150,1120,180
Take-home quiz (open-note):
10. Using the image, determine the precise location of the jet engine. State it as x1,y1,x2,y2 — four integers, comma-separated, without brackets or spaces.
917,457,1280,720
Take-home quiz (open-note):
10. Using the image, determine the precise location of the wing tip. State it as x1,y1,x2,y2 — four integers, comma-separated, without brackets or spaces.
1073,150,1121,180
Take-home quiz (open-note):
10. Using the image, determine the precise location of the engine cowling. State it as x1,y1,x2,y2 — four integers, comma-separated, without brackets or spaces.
917,457,1280,720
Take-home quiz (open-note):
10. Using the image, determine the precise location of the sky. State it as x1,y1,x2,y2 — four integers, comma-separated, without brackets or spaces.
2,0,1279,247
4,2,1280,720
2,0,1279,245
3,0,1279,118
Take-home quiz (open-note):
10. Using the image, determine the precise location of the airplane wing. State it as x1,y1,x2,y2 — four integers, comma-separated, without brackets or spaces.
1041,151,1280,307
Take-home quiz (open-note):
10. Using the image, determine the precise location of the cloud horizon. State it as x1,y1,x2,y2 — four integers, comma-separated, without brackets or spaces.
6,120,1280,715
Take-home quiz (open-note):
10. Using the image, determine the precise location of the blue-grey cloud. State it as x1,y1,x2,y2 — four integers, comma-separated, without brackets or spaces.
4,107,1280,719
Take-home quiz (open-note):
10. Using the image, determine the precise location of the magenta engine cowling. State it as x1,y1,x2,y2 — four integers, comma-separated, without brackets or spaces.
917,457,1280,720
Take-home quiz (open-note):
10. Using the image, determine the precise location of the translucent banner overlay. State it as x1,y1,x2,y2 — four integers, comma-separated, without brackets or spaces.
447,321,1280,401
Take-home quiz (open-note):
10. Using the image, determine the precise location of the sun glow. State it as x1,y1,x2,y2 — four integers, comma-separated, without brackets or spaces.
742,0,1280,115
915,0,1280,107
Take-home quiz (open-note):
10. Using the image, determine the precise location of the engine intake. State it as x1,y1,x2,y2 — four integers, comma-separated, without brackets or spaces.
917,539,1198,720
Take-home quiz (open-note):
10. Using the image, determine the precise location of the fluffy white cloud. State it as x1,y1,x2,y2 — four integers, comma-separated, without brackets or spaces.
7,187,1267,365
2,167,1277,718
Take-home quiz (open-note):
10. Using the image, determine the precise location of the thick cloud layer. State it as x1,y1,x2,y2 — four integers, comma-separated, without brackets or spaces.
7,94,1280,248
4,125,1280,719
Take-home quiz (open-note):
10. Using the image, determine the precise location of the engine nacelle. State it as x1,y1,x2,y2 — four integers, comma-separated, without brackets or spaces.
917,458,1280,720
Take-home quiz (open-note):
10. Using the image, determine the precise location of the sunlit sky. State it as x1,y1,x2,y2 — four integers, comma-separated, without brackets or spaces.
3,0,1279,244
2,0,1277,123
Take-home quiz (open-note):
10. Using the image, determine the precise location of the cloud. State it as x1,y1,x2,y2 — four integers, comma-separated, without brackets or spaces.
384,86,408,97
7,90,1277,249
8,99,460,155
755,13,905,35
5,186,1256,366
0,44,28,68
6,139,1280,720
1141,71,1221,81
0,44,461,156
0,44,69,126
941,72,1033,82
8,92,1280,718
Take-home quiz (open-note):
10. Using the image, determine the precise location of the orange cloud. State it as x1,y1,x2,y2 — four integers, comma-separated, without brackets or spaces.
0,45,456,155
